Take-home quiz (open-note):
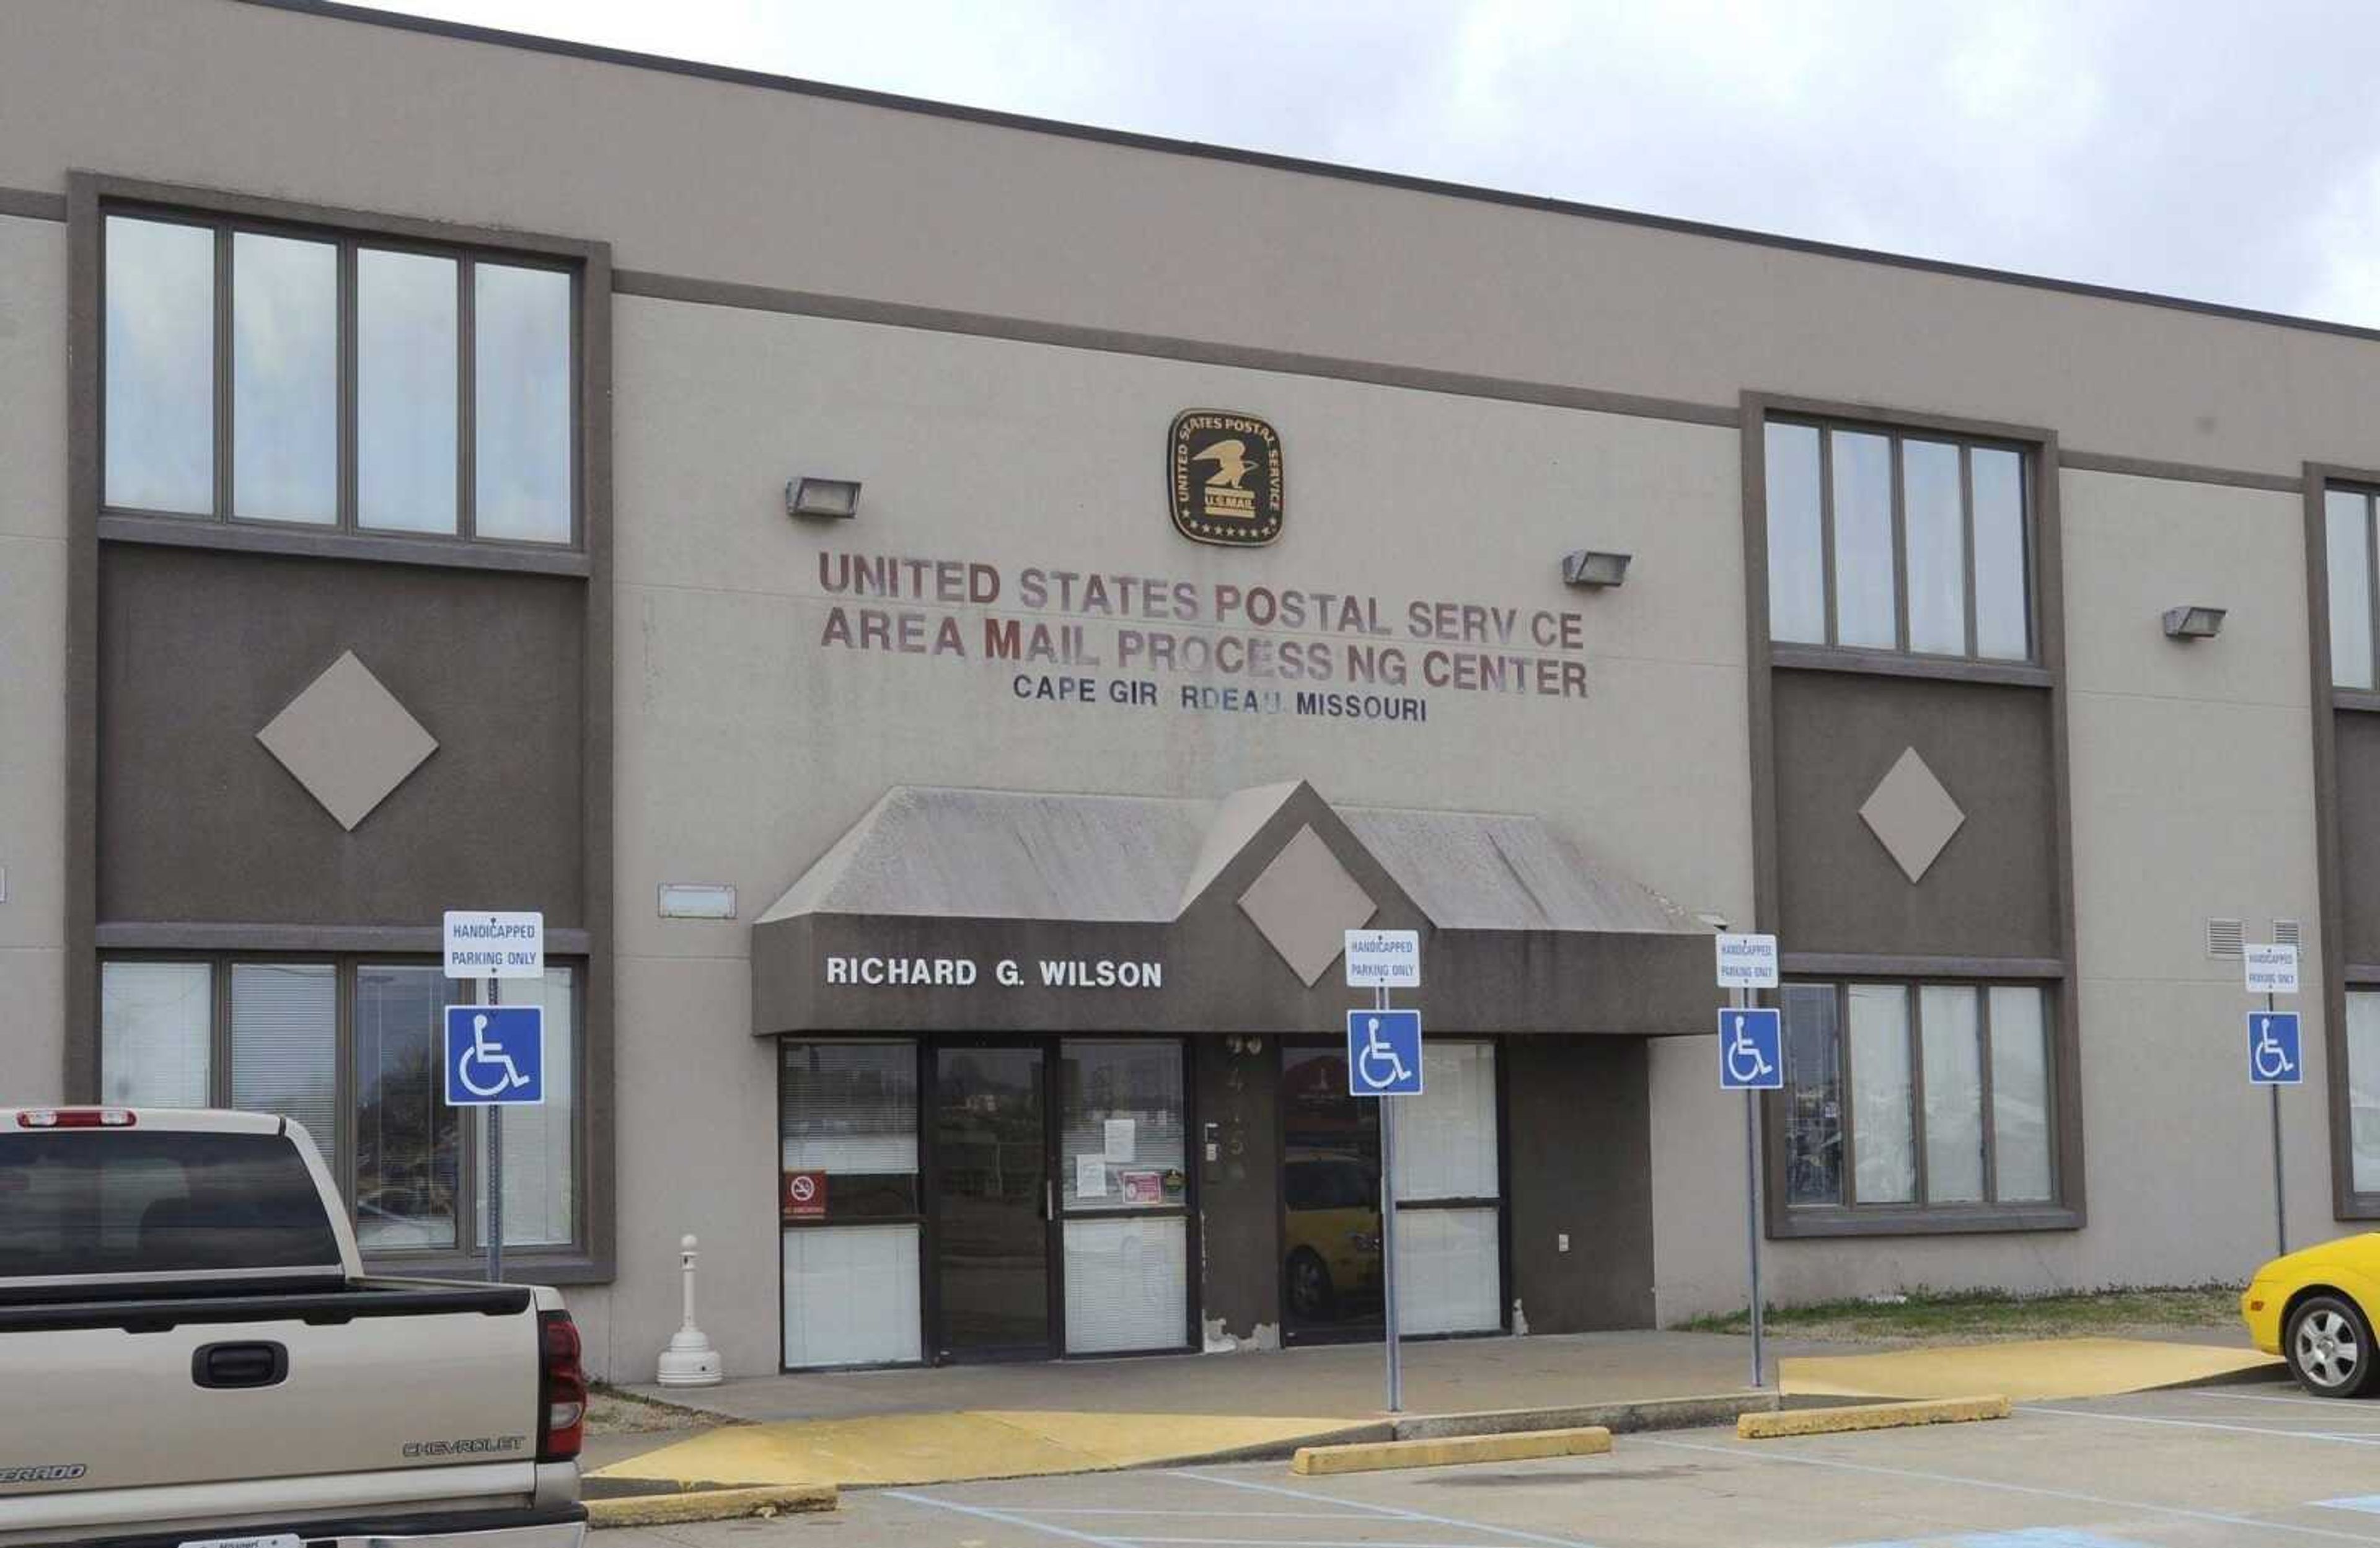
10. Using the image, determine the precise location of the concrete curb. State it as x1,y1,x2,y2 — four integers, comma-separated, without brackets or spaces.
1292,1426,1613,1476
1394,1389,1783,1442
1737,1395,2011,1440
586,1483,837,1529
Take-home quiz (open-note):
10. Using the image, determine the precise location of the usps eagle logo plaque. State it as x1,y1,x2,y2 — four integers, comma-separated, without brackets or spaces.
1169,410,1284,547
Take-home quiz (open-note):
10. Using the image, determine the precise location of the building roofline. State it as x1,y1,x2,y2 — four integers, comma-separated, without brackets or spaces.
241,0,2380,350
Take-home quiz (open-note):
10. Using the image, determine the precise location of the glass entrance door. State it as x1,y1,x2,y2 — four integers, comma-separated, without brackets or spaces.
932,1045,1051,1360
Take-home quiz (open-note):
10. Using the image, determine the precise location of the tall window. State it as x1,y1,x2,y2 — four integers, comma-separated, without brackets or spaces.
1765,419,2032,661
2328,488,2380,690
102,211,576,545
1782,981,2053,1212
98,957,582,1255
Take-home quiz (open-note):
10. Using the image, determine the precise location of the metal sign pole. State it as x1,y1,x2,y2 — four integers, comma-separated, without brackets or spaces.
1737,985,1764,1391
2269,990,2286,1259
1378,981,1401,1414
487,974,504,1285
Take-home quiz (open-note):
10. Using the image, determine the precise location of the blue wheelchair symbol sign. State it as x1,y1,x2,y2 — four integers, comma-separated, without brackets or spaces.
1346,1009,1424,1097
444,1005,545,1106
1718,1008,1784,1091
2249,1011,2303,1087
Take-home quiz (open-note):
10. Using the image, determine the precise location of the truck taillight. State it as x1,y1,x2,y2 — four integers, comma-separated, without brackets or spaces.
15,1108,136,1128
537,1309,586,1463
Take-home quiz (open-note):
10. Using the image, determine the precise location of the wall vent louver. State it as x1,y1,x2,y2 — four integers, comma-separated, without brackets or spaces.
2207,918,2245,958
2275,919,2304,949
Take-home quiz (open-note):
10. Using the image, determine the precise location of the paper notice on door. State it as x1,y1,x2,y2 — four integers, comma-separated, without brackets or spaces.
1104,1118,1136,1163
1077,1152,1108,1198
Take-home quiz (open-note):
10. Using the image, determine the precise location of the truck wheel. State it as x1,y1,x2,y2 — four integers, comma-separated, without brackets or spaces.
2287,1295,2378,1397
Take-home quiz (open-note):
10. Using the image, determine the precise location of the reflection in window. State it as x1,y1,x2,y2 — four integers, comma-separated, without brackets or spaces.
1785,980,2056,1213
104,216,215,514
1919,986,1984,1203
231,233,338,523
1972,449,2030,661
477,968,576,1249
1831,431,1895,649
102,207,577,548
2330,490,2377,691
1989,986,2053,1202
353,965,462,1250
474,263,573,544
1764,416,2032,662
99,961,213,1109
97,954,581,1257
1903,441,1965,656
1781,985,1842,1205
1848,984,1915,1204
1766,423,1825,644
2350,995,2380,1195
358,249,459,534
229,964,339,1153
1061,1040,1184,1212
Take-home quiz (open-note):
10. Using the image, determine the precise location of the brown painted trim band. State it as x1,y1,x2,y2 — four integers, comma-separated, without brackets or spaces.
1779,953,2066,980
1770,645,2054,690
613,268,1739,429
0,185,66,222
95,923,596,954
97,512,593,577
236,1,2380,351
2059,450,2303,496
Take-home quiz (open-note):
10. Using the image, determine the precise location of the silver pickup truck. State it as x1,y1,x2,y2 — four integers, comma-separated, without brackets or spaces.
0,1107,586,1548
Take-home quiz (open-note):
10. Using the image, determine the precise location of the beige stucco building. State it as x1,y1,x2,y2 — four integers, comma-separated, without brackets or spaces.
2,0,2373,1379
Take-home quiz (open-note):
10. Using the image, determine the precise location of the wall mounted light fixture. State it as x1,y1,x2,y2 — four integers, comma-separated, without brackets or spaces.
788,477,863,520
1562,550,1631,589
2161,604,2226,640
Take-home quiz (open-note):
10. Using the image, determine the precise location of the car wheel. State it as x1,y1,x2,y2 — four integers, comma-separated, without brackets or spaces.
2287,1295,2379,1397
1286,1248,1336,1321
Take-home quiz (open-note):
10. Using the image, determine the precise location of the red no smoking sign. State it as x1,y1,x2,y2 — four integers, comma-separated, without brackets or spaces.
782,1169,827,1220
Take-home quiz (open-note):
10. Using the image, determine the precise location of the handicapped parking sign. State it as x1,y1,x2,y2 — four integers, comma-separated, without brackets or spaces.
1346,1009,1424,1096
2249,1010,2303,1087
444,1005,545,1106
1718,1007,1784,1090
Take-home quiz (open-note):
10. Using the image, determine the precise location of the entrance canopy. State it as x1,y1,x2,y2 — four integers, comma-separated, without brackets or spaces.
752,780,1712,1037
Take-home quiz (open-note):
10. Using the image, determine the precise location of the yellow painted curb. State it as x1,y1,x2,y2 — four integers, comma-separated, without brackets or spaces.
586,1483,837,1528
1292,1426,1613,1476
1737,1396,2010,1440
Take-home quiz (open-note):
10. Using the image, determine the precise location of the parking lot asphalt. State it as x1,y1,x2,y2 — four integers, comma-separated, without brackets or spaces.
593,1378,2380,1548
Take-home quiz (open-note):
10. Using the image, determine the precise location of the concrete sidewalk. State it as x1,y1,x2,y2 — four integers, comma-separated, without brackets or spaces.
581,1327,2275,1502
617,1329,1814,1425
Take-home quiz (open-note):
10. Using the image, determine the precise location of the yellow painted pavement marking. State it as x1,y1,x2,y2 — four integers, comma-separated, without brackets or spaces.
588,1410,1365,1489
1778,1337,2281,1403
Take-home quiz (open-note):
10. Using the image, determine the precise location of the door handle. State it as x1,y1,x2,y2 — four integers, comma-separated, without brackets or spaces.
1045,1180,1056,1221
192,1340,288,1389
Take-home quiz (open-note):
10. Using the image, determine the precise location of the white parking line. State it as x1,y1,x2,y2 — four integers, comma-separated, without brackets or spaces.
1636,1435,2380,1544
2017,1405,2380,1446
1171,1470,1610,1548
2192,1389,2378,1411
888,1492,1135,1548
1028,1510,1380,1519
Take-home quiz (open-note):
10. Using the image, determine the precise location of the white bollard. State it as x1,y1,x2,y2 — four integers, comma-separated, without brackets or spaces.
654,1233,725,1386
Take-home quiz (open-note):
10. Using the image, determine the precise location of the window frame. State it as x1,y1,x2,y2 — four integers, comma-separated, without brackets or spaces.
1767,977,2074,1237
1762,412,2042,670
98,201,583,551
2324,483,2380,693
95,952,589,1276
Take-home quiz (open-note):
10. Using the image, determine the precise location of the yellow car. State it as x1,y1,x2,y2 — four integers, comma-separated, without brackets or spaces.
2242,1234,2380,1397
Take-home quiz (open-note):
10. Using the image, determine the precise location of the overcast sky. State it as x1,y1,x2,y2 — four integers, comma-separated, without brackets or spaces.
351,1,2380,328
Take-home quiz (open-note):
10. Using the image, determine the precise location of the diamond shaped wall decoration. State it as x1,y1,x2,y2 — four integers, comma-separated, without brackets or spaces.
1237,825,1378,985
256,651,438,832
1859,746,1966,884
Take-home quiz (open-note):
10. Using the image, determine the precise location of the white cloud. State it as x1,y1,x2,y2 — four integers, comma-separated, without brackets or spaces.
349,0,2380,327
